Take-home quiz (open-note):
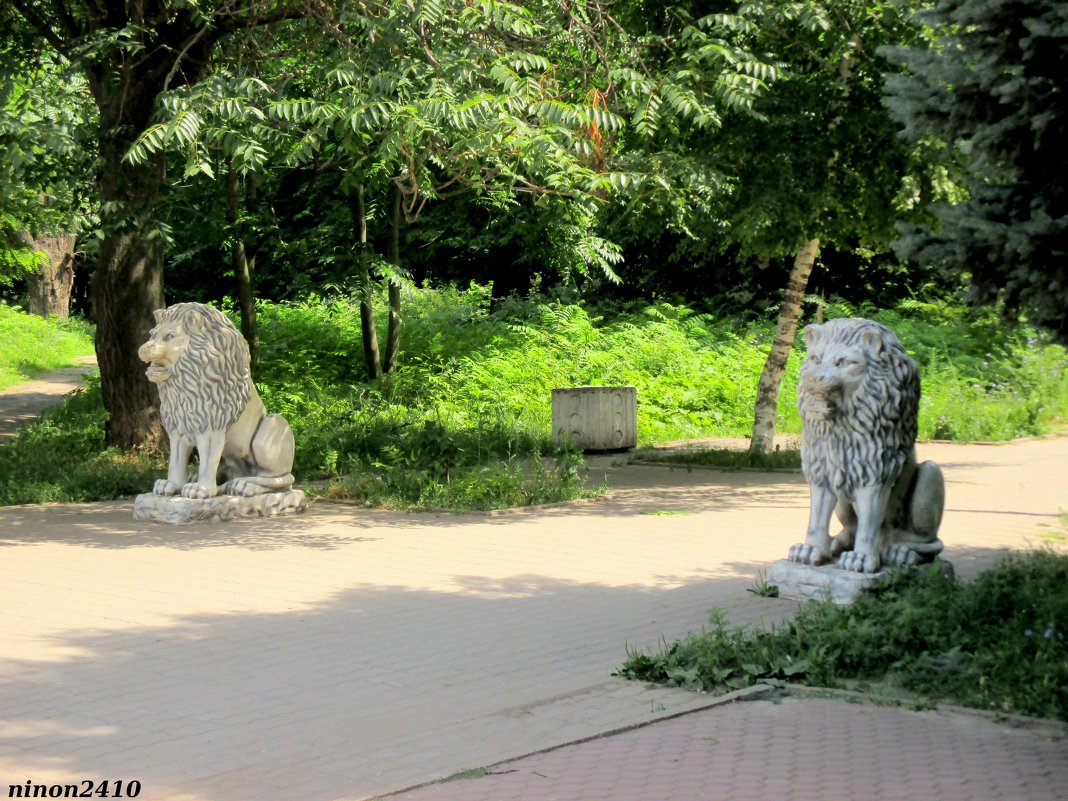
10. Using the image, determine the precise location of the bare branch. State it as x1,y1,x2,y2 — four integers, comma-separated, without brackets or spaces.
163,27,209,92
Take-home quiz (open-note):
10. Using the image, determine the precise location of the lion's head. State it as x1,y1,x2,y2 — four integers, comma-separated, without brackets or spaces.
139,303,252,436
798,318,920,489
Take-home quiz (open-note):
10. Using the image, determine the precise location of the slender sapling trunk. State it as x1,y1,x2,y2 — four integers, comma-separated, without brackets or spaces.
384,183,402,374
351,183,382,378
749,237,821,455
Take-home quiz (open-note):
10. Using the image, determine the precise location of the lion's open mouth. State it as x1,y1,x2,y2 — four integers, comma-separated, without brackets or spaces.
145,362,171,382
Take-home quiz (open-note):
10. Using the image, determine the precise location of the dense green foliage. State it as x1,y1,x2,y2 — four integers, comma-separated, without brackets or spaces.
4,0,1068,452
618,550,1068,721
885,0,1068,343
1,288,1064,506
0,303,93,389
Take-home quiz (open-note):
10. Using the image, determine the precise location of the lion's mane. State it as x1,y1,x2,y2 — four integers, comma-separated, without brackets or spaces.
799,318,919,495
152,303,252,437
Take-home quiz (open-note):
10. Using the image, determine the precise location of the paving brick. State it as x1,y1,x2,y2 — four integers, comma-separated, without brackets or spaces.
1,439,1066,800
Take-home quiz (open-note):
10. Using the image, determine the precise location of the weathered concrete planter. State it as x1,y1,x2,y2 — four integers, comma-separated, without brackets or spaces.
551,386,637,452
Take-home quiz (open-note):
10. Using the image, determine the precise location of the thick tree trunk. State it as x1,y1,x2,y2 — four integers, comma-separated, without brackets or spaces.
225,165,258,365
749,237,821,455
350,184,382,379
22,233,76,320
383,184,402,374
89,77,170,452
91,220,166,452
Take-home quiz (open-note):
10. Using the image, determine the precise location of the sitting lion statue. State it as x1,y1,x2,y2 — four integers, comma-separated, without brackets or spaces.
138,302,295,499
788,318,945,573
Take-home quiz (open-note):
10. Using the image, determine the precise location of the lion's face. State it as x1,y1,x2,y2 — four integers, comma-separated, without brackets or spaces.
138,315,191,384
799,340,869,420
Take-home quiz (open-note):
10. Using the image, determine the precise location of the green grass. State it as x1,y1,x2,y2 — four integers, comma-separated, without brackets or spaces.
631,447,802,470
1,286,1065,506
314,450,603,511
617,550,1068,721
0,303,95,390
831,299,1068,440
0,376,161,504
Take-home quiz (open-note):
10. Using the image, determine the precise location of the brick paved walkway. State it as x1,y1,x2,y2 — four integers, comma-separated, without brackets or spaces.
1,437,1065,801
386,693,1068,801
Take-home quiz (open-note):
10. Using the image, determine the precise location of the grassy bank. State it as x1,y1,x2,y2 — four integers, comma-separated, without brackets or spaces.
0,303,95,390
0,287,1065,506
617,550,1068,721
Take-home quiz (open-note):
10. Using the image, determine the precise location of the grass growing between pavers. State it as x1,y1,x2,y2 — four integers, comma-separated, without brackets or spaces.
618,550,1068,721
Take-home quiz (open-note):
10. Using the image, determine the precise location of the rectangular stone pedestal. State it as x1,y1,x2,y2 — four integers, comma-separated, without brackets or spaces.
134,490,307,524
767,559,889,604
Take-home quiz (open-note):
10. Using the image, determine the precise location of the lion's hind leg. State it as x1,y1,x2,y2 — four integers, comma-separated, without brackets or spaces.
881,461,946,567
222,414,296,497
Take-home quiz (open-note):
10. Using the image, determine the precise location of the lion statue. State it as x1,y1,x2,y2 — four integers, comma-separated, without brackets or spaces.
788,318,945,573
138,302,295,499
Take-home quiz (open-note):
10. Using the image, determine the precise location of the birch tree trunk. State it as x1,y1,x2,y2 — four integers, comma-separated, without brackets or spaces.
748,237,821,455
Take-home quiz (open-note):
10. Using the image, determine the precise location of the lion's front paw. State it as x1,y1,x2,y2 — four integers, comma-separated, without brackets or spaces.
788,543,829,565
153,479,181,496
222,478,259,497
838,550,881,573
181,482,218,499
882,544,920,567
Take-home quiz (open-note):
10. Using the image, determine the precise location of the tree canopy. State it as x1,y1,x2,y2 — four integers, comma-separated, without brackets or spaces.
2,0,1064,452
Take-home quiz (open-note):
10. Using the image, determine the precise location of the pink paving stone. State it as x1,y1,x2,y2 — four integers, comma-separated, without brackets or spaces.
1,438,1066,801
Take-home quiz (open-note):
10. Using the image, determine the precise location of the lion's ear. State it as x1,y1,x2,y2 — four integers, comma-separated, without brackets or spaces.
152,308,166,324
860,328,886,359
803,324,823,350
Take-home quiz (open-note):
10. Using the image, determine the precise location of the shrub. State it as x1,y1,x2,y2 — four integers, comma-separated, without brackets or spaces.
617,550,1068,721
2,288,1065,506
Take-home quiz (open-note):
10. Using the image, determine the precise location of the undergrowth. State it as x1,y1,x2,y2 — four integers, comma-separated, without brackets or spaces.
0,303,95,390
1,286,1065,506
316,449,601,511
617,550,1068,721
0,376,160,504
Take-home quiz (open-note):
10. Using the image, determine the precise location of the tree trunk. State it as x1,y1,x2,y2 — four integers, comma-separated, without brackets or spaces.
383,184,402,374
749,237,821,455
22,233,76,320
91,218,166,452
89,76,171,452
350,183,382,379
225,164,258,365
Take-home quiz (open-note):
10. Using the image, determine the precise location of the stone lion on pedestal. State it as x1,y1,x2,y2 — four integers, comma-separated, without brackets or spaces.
788,317,944,573
138,302,295,499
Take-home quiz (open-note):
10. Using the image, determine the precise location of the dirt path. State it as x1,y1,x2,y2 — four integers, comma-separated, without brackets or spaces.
0,355,97,441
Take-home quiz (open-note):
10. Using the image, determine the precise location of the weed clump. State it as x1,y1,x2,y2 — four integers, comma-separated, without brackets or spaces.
618,550,1068,721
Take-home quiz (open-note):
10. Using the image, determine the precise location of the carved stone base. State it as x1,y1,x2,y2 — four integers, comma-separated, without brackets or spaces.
133,490,307,524
767,559,888,604
767,558,954,604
